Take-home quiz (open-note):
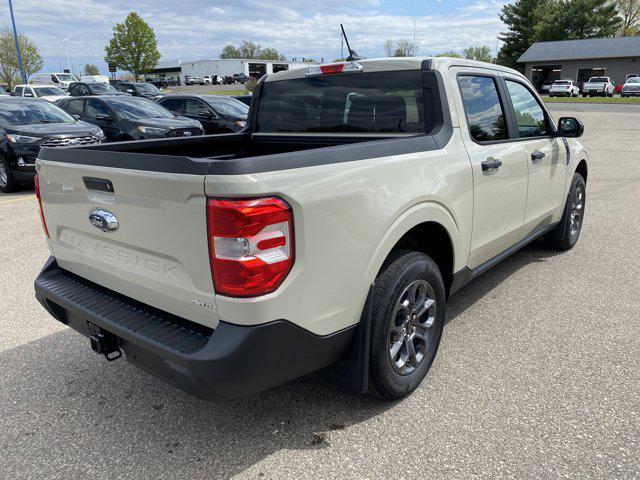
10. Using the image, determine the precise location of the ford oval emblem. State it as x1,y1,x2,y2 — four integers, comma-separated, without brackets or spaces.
89,209,119,232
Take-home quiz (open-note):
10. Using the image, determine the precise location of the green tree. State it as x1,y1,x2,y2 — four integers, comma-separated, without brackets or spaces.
535,0,621,40
383,39,394,56
220,44,241,59
258,47,285,61
84,64,100,76
393,39,419,57
463,45,494,62
616,0,640,35
435,51,463,58
104,12,160,81
0,24,43,89
497,0,545,70
239,40,261,59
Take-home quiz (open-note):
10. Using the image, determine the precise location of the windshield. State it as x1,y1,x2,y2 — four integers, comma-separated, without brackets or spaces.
202,96,249,118
256,70,426,134
88,83,119,94
135,83,161,94
107,97,175,120
0,99,75,125
56,74,77,82
589,77,608,83
34,86,66,97
0,86,7,95
626,77,640,84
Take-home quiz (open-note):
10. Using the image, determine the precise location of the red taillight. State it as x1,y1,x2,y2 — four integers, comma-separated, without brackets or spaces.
207,197,294,297
34,174,50,239
320,63,346,75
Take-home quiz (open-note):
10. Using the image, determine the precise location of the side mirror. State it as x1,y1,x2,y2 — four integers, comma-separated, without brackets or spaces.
557,117,584,138
95,114,112,122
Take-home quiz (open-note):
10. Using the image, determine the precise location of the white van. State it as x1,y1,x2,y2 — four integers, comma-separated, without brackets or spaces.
79,75,110,84
29,72,78,91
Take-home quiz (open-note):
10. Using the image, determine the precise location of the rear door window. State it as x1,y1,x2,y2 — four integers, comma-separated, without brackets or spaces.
66,99,85,116
160,97,185,114
85,99,110,119
256,70,426,134
505,80,548,138
458,75,508,142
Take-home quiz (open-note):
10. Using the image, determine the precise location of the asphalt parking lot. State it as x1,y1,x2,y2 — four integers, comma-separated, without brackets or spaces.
1,104,639,479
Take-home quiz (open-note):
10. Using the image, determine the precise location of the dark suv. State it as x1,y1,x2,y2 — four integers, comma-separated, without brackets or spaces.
56,95,203,142
114,82,163,100
0,97,104,192
68,82,128,96
156,95,248,134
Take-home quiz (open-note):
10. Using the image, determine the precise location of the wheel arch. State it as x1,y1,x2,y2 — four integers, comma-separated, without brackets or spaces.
575,159,588,183
365,203,461,297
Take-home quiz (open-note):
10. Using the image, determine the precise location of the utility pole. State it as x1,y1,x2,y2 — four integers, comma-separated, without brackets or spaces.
8,0,27,84
62,37,71,72
73,50,80,76
413,18,416,44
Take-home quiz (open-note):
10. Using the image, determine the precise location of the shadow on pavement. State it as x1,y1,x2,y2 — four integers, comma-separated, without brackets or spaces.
0,237,562,478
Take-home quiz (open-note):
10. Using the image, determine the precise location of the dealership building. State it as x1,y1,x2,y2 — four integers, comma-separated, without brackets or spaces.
518,36,640,91
147,58,314,84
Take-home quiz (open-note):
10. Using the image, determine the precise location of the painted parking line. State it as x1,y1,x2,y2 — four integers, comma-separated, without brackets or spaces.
0,195,36,205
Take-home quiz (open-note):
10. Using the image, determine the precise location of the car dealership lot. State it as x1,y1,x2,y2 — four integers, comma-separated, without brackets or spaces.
1,105,639,479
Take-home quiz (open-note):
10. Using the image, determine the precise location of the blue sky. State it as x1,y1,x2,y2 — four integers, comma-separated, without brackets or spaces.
1,0,508,75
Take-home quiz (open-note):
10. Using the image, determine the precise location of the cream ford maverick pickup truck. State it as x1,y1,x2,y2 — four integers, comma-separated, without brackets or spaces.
33,58,588,401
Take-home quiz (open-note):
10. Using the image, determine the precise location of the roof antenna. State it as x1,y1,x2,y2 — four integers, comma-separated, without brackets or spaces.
340,24,362,61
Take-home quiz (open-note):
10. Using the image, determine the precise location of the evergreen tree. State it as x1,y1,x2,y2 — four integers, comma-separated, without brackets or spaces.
497,0,545,70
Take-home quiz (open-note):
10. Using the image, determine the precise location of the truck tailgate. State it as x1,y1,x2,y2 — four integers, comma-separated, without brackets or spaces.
37,160,218,329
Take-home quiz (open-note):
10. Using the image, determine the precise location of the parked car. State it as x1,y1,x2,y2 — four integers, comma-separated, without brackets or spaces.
548,79,580,97
114,82,164,100
55,95,203,142
232,94,252,106
231,73,251,84
12,84,68,103
34,58,588,402
582,76,615,97
145,78,169,89
79,75,110,84
156,94,248,134
539,81,553,94
621,77,640,97
29,72,78,91
68,81,128,96
184,76,201,86
0,97,103,192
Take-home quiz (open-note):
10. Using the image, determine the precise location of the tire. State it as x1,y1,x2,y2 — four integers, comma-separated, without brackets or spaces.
369,250,446,400
544,173,586,250
0,156,18,193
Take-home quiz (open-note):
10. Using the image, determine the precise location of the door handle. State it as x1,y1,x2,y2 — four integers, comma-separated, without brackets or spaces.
531,150,545,163
481,158,503,172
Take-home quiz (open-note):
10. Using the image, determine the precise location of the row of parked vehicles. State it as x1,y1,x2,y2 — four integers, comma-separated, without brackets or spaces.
184,73,251,85
0,78,250,193
545,76,640,97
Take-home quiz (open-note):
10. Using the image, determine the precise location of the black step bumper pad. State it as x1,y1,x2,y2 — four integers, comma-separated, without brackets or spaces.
34,257,356,401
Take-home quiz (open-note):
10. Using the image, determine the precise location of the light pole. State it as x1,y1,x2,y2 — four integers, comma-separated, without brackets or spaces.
73,49,80,76
62,37,71,73
8,0,27,84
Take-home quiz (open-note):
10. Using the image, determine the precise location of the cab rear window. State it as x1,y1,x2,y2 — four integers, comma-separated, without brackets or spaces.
256,70,426,134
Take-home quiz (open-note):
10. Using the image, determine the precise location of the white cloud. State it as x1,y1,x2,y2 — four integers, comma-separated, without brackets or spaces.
0,0,506,72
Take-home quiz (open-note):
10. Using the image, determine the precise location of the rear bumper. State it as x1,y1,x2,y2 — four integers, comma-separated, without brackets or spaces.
34,257,356,401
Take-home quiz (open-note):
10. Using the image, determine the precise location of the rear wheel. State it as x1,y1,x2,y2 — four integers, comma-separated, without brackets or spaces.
0,156,18,193
369,251,446,399
544,173,586,250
